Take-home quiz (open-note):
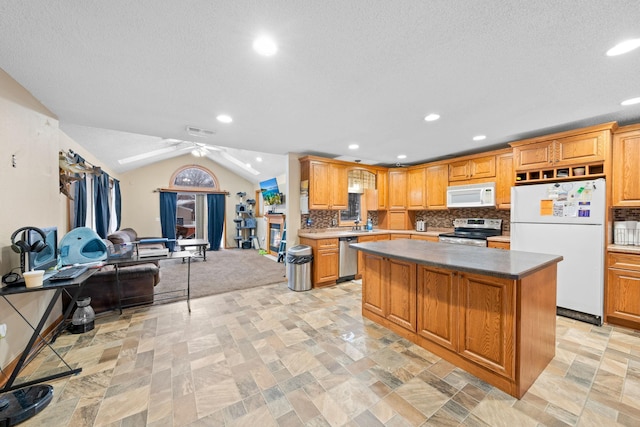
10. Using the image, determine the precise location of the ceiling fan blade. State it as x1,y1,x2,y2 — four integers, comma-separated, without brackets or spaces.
118,145,186,165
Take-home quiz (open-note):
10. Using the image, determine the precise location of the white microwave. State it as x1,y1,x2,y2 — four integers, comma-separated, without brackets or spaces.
446,182,496,208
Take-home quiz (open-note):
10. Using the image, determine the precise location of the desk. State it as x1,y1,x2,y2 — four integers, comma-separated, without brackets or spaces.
107,250,193,313
176,239,209,261
0,268,98,392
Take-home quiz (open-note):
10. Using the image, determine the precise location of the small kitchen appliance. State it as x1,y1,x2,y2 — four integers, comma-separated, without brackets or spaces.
416,220,426,232
438,218,502,247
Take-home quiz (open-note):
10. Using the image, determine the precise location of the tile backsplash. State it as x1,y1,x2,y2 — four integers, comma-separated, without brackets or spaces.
302,208,511,233
613,208,640,221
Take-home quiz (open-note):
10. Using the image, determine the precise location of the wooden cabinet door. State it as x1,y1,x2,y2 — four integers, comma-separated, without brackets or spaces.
411,234,439,242
458,273,515,379
554,131,606,167
362,252,386,317
448,160,470,181
315,249,339,284
376,171,388,210
487,241,510,250
385,258,417,332
469,155,496,179
612,126,640,206
390,234,410,240
607,253,640,329
417,266,457,351
607,267,640,327
425,164,448,210
495,152,513,210
407,167,426,210
513,140,554,171
388,169,407,209
330,163,348,210
309,161,331,209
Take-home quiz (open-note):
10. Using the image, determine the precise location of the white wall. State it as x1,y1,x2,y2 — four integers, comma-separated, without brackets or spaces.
119,155,256,247
0,68,64,368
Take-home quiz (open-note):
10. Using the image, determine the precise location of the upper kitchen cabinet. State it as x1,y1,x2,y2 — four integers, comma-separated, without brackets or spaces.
511,122,616,184
407,167,427,210
495,150,514,210
448,155,496,182
300,157,348,210
425,163,448,210
612,124,640,207
330,163,348,210
388,168,407,210
376,170,388,210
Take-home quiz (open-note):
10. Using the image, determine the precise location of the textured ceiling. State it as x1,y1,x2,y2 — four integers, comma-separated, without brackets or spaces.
1,1,640,183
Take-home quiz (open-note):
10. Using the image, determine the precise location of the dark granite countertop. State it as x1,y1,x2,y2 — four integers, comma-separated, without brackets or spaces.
351,239,562,280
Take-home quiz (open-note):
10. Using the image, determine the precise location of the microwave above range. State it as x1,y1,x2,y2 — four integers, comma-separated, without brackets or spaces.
446,182,496,208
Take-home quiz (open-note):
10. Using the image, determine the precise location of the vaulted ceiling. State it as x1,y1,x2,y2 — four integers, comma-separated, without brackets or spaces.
1,1,640,183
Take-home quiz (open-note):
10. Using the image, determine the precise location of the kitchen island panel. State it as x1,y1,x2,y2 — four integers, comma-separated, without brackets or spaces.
458,273,515,379
355,239,560,399
417,266,458,351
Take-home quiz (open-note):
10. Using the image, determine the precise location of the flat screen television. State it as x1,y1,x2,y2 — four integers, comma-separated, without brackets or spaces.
27,226,58,271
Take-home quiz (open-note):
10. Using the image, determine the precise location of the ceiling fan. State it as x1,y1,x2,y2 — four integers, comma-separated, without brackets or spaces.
117,139,219,165
117,138,259,175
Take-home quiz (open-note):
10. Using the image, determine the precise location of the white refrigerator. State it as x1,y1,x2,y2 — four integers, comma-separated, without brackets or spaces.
510,178,605,325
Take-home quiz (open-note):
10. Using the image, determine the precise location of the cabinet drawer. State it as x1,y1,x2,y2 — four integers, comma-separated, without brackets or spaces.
608,252,640,272
317,238,338,250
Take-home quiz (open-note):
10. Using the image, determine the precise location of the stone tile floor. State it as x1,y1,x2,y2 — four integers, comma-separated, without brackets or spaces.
12,280,640,426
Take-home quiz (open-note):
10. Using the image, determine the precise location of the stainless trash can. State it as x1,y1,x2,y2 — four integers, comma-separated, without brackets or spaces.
287,245,313,291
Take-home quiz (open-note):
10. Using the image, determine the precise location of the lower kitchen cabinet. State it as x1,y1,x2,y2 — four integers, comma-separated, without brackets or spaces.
299,237,339,287
357,234,389,279
361,252,416,333
411,234,439,242
458,272,515,379
488,241,510,250
417,266,457,351
606,252,640,329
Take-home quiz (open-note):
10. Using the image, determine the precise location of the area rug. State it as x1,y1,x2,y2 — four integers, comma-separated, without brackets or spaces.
153,249,287,302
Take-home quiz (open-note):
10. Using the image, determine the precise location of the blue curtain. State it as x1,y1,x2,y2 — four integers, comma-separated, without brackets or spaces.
160,191,177,251
113,179,121,231
72,153,87,228
207,193,225,250
94,172,111,238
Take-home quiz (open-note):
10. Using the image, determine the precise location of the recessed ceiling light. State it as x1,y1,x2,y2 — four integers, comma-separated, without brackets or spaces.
216,114,233,123
621,97,640,106
348,144,359,150
397,154,407,159
253,35,278,56
606,38,640,56
473,135,486,141
256,157,263,162
246,163,251,168
424,113,440,122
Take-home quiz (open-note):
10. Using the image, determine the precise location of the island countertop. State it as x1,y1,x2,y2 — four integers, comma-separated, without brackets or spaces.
351,239,562,280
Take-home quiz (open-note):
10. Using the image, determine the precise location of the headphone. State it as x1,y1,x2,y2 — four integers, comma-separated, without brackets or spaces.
11,226,48,254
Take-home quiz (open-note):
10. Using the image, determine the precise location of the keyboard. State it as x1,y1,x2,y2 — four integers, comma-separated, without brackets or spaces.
47,265,89,281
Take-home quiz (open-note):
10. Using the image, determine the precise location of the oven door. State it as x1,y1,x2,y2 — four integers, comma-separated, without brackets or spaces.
438,234,487,247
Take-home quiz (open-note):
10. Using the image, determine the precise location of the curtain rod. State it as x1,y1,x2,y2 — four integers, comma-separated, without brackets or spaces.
154,188,230,195
60,149,106,176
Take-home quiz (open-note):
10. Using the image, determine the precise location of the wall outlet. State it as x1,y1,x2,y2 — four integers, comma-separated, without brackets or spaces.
0,323,6,339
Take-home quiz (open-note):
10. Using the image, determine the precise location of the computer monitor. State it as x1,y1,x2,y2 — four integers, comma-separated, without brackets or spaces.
27,226,58,271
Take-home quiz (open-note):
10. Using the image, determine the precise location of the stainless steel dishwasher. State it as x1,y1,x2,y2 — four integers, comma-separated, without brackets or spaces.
338,236,358,282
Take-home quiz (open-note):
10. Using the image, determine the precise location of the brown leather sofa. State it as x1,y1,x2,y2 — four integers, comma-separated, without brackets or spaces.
63,228,162,314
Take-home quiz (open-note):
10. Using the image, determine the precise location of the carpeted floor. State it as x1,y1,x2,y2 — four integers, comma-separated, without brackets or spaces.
153,248,287,302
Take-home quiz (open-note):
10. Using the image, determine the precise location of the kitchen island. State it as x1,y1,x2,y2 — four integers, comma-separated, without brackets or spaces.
351,239,563,399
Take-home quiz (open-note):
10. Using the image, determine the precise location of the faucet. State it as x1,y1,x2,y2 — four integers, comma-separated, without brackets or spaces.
353,217,361,231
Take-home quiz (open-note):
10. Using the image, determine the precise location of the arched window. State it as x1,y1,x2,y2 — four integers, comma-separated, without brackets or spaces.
169,165,219,191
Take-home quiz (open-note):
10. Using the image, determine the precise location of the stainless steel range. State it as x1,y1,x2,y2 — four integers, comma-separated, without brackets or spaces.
438,218,502,247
